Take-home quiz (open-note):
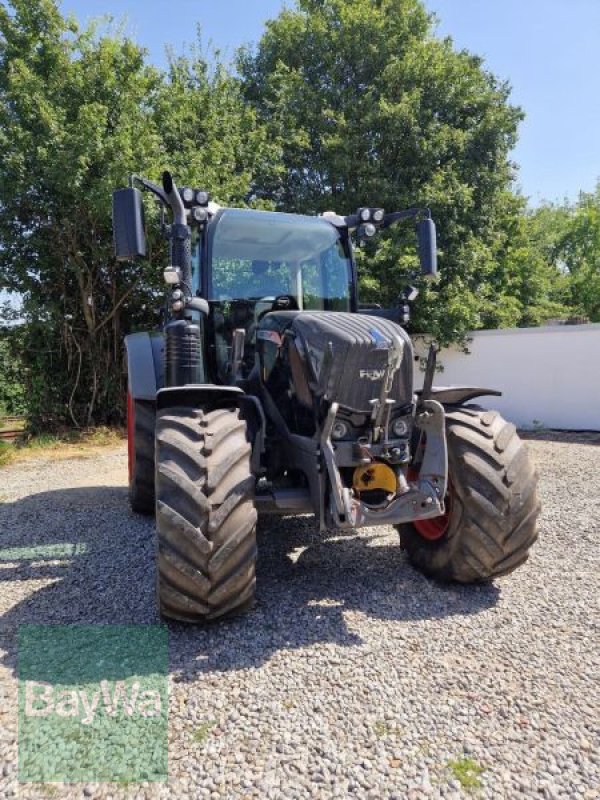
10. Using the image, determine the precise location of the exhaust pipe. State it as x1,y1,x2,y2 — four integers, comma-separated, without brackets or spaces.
161,171,192,294
162,171,186,226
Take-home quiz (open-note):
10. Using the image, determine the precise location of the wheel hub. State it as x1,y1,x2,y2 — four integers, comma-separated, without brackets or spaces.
409,467,452,541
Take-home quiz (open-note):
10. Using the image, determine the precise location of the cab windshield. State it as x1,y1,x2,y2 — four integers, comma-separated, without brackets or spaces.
205,208,353,382
208,208,352,310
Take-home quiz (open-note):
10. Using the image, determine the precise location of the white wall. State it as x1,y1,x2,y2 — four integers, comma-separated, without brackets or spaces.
413,324,600,430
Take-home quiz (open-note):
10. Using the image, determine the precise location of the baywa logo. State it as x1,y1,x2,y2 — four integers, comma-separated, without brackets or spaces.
24,679,163,725
18,624,168,783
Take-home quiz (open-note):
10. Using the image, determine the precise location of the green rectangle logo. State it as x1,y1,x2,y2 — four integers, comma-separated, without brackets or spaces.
18,624,168,783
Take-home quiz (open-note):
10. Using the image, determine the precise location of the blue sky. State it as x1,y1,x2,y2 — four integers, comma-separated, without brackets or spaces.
54,1,600,205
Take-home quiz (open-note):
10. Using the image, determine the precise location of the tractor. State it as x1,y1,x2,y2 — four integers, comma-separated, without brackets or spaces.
113,172,540,622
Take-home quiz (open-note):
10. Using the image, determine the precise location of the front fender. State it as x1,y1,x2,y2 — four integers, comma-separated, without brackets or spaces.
156,385,244,411
156,385,264,474
418,386,502,405
125,332,164,401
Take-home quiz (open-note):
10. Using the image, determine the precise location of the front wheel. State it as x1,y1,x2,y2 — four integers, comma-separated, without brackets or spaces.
155,406,257,621
398,406,540,583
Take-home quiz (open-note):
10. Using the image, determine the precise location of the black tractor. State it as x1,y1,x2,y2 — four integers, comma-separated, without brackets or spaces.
113,172,539,622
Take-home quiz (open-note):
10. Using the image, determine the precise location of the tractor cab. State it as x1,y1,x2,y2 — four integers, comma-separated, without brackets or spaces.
199,208,355,382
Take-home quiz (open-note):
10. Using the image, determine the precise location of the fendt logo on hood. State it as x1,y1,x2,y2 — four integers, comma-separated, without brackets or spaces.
359,369,385,381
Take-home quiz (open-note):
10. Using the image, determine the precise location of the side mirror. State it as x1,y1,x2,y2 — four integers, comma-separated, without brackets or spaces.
112,188,147,261
416,217,437,278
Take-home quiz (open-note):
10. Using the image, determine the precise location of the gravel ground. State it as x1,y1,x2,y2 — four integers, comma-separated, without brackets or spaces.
0,437,598,799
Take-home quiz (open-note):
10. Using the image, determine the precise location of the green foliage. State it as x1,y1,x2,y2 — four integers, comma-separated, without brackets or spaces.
0,1,161,427
191,721,216,744
0,1,278,429
447,756,484,791
239,0,526,344
0,441,15,467
479,191,571,328
554,184,600,321
514,186,600,324
0,328,27,416
0,0,596,434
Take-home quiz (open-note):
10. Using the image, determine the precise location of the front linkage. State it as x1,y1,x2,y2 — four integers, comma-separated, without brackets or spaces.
321,398,447,529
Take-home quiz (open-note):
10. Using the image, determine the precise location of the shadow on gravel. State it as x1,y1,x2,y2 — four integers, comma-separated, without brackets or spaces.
0,486,499,679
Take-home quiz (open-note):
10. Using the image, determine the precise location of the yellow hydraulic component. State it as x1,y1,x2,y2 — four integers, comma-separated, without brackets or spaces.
352,462,397,495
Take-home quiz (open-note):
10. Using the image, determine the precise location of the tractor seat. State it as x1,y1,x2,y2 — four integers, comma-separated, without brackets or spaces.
258,294,299,321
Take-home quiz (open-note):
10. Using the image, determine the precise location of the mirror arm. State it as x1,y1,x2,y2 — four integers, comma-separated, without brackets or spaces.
129,174,169,207
380,207,431,230
336,207,431,231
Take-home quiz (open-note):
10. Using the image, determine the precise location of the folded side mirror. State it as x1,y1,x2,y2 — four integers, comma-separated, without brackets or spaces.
112,188,147,261
416,217,437,278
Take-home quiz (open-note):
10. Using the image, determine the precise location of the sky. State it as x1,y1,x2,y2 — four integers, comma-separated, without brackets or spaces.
49,1,600,205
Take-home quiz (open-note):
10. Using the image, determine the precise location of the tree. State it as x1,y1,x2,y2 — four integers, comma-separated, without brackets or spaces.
239,0,528,344
0,314,27,417
0,1,279,429
555,184,600,321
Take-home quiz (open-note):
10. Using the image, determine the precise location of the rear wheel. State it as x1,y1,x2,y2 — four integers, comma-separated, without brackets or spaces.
127,392,156,515
399,406,540,583
155,406,257,622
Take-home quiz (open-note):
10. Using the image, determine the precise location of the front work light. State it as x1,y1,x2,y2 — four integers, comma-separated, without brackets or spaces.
362,223,376,237
192,207,208,223
164,266,182,285
181,187,194,205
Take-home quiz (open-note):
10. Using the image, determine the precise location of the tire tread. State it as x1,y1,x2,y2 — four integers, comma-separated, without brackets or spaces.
155,406,256,621
399,405,539,583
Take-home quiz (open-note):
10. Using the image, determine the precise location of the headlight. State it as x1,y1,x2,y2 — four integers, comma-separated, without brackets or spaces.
359,208,371,222
195,190,209,205
391,418,409,437
192,207,208,222
331,421,349,440
372,208,384,222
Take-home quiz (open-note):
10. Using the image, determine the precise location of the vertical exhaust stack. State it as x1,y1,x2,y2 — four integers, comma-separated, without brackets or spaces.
161,171,203,385
162,171,192,294
162,171,186,226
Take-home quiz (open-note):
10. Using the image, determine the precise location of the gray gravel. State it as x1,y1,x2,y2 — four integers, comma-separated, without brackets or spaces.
0,437,598,799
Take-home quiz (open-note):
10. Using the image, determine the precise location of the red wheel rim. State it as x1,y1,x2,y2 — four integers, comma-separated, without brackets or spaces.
409,467,452,541
127,391,134,484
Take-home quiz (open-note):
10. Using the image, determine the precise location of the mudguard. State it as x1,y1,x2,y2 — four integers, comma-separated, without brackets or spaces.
418,386,502,405
156,386,265,475
125,332,165,401
156,385,244,410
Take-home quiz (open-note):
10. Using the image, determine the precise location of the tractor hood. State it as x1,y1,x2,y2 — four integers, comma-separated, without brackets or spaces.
257,311,414,413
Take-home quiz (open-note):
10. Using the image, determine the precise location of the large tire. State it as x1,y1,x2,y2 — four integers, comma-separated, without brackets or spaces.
399,406,540,583
155,406,257,622
127,392,156,515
